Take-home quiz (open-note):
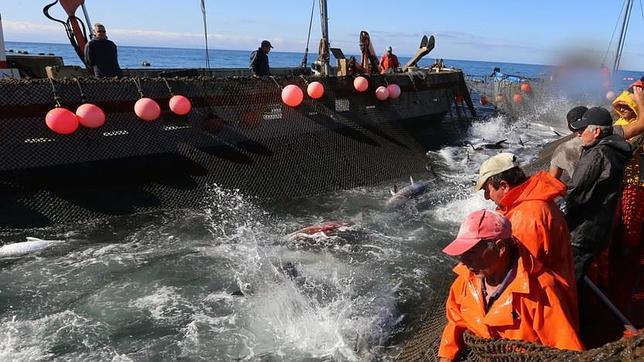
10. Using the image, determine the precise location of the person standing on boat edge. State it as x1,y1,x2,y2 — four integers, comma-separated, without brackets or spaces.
378,46,399,74
438,209,583,361
84,23,122,77
249,40,272,77
565,106,633,282
473,153,578,329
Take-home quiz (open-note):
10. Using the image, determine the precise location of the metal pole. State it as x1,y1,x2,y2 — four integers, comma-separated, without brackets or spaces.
318,0,330,75
583,276,638,332
613,0,634,72
80,4,93,39
0,13,7,69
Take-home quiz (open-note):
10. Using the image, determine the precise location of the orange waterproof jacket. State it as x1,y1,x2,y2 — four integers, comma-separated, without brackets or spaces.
496,171,578,320
438,248,584,360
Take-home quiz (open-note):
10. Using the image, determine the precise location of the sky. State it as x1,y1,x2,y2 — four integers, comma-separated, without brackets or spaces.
2,0,644,70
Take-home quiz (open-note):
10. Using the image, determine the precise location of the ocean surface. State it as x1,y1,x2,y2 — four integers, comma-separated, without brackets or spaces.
0,42,642,361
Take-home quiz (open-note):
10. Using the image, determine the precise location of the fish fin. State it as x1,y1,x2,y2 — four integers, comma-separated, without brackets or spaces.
391,184,398,195
518,137,524,147
495,139,508,145
409,176,415,185
25,237,43,242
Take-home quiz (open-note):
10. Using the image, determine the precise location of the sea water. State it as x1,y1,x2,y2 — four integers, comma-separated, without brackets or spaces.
0,41,642,361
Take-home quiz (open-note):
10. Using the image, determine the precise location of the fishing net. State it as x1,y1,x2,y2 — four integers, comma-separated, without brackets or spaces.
0,72,473,229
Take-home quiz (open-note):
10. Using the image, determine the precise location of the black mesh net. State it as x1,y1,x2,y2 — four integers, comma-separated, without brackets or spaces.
0,72,473,228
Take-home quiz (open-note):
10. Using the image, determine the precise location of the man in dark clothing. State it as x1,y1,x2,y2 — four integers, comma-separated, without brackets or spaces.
565,107,633,281
249,40,272,76
84,23,122,77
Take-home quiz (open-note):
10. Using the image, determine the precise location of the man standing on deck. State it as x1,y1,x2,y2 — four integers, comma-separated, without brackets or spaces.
564,107,633,282
473,153,578,328
84,23,122,77
249,40,272,77
378,46,399,74
438,209,582,361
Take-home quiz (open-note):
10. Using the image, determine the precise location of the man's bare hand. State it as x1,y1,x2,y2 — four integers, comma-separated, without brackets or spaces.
632,86,644,108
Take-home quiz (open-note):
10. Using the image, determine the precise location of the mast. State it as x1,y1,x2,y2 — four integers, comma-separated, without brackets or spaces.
318,0,331,75
0,13,7,69
613,0,634,72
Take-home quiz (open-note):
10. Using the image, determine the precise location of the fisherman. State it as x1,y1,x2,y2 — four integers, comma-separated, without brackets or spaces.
565,107,633,281
346,56,362,76
438,209,583,361
564,106,634,347
474,153,578,323
84,23,122,77
549,106,588,180
378,46,399,74
609,81,644,331
249,40,272,77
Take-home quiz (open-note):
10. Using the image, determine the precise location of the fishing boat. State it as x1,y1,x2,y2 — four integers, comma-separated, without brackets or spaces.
0,0,477,229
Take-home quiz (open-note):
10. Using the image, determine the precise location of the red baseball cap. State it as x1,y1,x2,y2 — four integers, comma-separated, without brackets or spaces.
442,209,512,256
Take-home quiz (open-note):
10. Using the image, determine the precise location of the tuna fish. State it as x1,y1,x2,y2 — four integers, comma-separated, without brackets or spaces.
0,237,65,258
385,176,430,209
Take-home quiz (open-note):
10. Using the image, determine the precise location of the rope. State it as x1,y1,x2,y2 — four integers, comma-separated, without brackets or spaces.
640,0,644,20
48,78,62,107
73,78,87,103
162,78,175,96
602,0,627,66
132,78,145,98
300,0,316,68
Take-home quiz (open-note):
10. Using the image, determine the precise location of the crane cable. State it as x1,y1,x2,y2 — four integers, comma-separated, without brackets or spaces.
200,0,210,69
300,0,316,68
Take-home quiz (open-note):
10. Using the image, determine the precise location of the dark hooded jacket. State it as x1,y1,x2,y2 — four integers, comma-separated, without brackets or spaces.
565,134,633,253
249,48,270,76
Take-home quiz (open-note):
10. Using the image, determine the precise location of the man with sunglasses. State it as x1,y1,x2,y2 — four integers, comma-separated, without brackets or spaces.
438,209,583,361
84,23,122,77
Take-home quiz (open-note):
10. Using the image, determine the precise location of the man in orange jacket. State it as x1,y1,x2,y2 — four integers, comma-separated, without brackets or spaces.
438,209,583,361
473,153,578,327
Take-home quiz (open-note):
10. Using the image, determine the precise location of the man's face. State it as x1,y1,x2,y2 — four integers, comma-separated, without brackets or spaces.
94,26,106,39
580,126,599,146
262,45,271,54
457,239,501,278
615,103,636,121
482,179,508,206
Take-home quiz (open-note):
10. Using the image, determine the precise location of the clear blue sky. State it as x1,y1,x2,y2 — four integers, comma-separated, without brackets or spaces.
2,0,644,70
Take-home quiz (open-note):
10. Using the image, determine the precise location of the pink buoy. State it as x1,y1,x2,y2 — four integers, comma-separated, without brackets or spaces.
375,86,389,101
387,84,401,99
512,93,523,104
307,81,325,99
520,82,532,93
76,103,105,128
134,98,161,121
281,84,304,107
45,107,79,135
169,95,192,115
353,76,369,92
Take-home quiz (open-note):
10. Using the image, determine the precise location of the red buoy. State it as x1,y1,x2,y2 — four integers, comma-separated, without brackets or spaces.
520,82,531,93
375,86,389,101
307,81,325,99
513,93,523,104
387,84,401,99
169,95,192,115
134,98,161,121
353,76,369,92
76,103,105,128
281,84,304,107
45,107,79,134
